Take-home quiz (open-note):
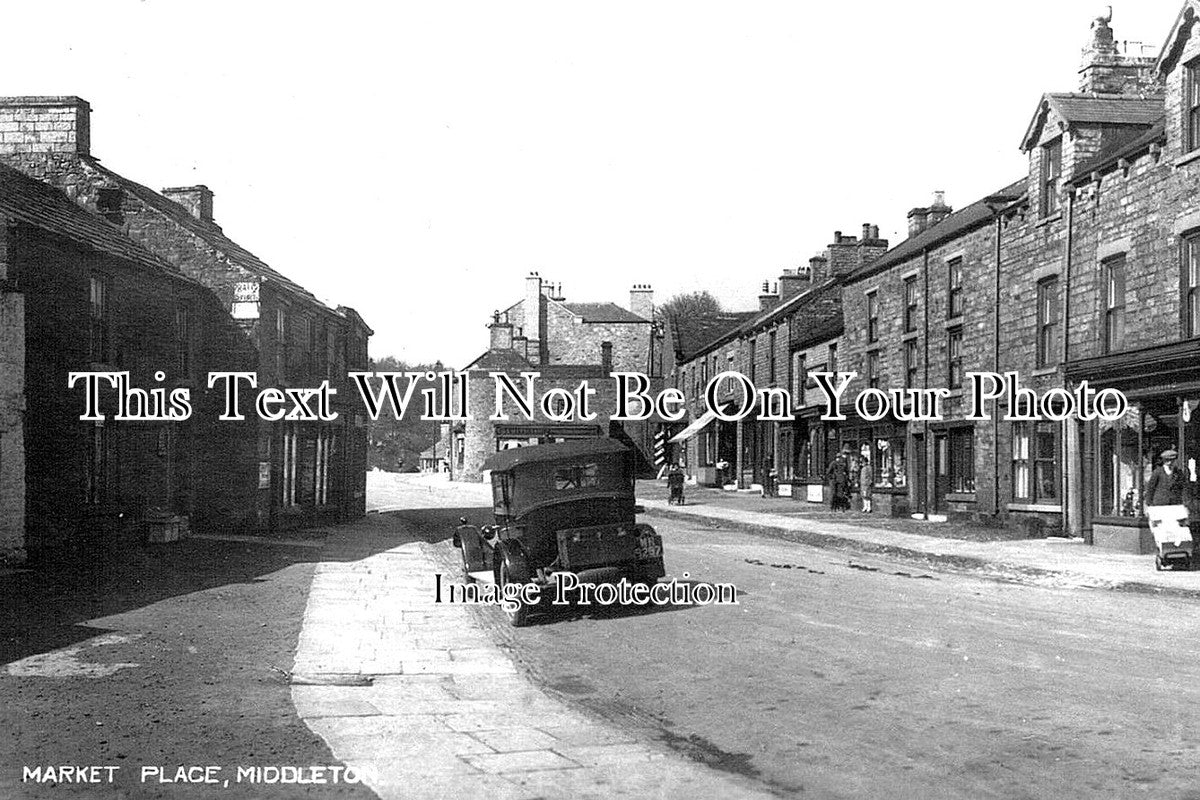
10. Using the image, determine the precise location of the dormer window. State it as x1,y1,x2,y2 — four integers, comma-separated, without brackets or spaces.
1187,59,1200,153
1041,138,1062,217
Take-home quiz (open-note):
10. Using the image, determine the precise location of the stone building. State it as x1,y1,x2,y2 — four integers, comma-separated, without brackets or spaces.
450,273,658,481
0,96,372,536
669,6,1200,551
825,6,1200,546
670,227,887,493
0,161,251,562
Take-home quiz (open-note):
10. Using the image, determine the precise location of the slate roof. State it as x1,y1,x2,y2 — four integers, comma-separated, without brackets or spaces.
562,302,648,323
669,310,757,362
84,160,320,303
1070,116,1167,183
464,348,533,371
0,162,182,277
844,179,1026,285
1022,94,1163,150
788,283,844,350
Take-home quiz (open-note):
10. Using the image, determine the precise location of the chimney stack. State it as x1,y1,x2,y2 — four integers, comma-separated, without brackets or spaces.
758,280,779,311
1078,9,1161,96
601,341,613,374
856,222,890,269
907,207,929,238
808,255,828,283
0,96,91,157
488,310,513,351
927,191,952,227
630,283,654,320
828,230,860,277
162,185,215,224
778,268,810,301
525,272,543,364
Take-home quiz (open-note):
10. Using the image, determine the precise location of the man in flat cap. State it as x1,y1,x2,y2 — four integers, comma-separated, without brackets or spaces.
1146,449,1186,508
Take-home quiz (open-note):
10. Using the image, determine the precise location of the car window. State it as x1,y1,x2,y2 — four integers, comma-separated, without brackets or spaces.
492,474,510,514
554,462,599,490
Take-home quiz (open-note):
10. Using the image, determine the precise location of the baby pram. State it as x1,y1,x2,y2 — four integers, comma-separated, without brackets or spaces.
1148,504,1193,571
667,468,685,505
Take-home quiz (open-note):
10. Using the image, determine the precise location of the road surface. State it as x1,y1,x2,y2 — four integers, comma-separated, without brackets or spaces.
384,482,1200,800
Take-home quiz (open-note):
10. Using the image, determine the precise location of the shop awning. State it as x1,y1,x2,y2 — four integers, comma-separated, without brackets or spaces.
669,407,722,443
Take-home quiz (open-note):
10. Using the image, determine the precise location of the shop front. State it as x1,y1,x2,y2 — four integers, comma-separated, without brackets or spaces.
840,414,910,516
1067,340,1200,553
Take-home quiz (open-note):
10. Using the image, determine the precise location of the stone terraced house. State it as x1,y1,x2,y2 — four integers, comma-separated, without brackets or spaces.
669,5,1200,552
0,96,372,541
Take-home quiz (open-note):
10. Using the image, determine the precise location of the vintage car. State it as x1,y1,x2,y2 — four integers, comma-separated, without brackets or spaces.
454,438,666,626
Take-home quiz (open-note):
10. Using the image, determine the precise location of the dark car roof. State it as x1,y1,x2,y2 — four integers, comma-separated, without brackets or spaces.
481,439,630,472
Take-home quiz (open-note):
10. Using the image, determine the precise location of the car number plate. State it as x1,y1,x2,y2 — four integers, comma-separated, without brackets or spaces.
635,532,661,559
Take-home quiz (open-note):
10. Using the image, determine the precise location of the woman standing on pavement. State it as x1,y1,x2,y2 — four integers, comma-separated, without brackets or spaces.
859,454,873,513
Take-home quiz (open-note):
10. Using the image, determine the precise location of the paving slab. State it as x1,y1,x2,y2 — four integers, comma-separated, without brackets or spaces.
292,483,777,799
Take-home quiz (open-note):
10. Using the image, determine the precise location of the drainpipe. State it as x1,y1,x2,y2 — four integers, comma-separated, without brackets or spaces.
922,247,931,516
992,211,1003,517
1064,187,1082,538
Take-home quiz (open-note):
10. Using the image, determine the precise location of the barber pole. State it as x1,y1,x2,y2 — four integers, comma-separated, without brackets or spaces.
653,429,667,467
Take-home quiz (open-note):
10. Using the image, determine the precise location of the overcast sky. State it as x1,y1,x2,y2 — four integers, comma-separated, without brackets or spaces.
0,1,1182,366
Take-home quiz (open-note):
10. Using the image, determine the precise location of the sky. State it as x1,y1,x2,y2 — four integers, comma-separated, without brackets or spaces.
0,1,1184,367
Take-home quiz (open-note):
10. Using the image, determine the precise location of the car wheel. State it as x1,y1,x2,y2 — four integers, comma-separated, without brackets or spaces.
499,560,530,627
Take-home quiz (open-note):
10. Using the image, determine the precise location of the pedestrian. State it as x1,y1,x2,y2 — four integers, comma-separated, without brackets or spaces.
859,454,874,513
1146,449,1186,507
826,446,851,511
667,462,685,505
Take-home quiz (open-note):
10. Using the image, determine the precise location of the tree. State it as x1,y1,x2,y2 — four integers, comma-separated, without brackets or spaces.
364,357,447,472
655,290,722,322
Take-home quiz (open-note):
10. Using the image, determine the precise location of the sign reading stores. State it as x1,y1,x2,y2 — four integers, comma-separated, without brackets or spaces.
65,369,1130,424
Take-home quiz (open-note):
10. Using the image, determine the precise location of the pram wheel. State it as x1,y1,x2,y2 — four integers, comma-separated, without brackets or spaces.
1155,555,1164,571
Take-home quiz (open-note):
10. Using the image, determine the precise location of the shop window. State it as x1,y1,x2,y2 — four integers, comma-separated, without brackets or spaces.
1036,276,1059,366
947,327,964,389
1184,233,1200,338
949,427,975,494
866,291,879,343
1103,254,1126,353
874,435,907,488
1096,402,1180,517
779,426,794,482
1012,422,1058,503
1042,138,1062,217
947,258,964,319
904,276,918,332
